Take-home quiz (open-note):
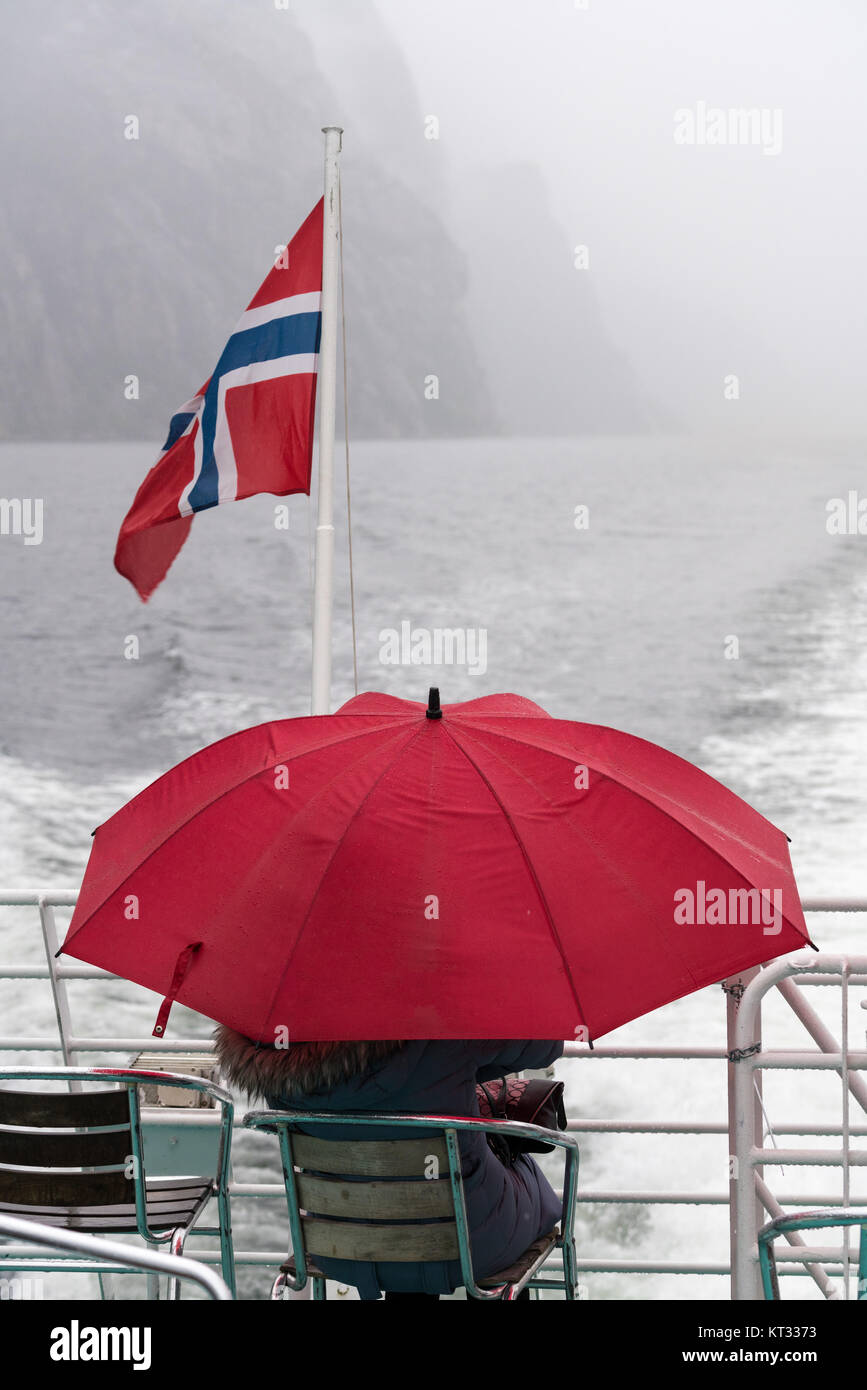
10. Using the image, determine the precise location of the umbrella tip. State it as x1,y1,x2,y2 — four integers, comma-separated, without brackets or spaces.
426,687,442,720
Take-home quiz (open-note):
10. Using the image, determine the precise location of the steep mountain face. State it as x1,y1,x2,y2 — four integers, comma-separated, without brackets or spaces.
298,3,655,437
0,0,493,441
449,162,656,435
1,0,649,441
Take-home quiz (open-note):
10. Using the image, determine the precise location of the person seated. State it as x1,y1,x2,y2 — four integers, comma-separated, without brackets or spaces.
215,1030,564,1301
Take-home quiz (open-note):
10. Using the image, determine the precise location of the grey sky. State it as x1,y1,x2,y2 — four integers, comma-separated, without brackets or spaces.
305,0,867,440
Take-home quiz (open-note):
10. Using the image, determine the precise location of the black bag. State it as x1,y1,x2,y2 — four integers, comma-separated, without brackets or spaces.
475,1075,567,1165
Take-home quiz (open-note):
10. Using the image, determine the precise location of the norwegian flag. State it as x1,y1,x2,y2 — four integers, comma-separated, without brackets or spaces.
115,199,323,600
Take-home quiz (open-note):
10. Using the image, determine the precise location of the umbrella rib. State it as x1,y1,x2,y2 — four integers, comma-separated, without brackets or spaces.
449,723,811,997
67,718,418,948
253,722,431,1042
438,722,594,1039
455,718,800,901
455,718,776,861
449,723,706,997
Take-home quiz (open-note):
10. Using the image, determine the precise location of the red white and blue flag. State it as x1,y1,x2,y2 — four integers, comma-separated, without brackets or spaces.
115,198,324,600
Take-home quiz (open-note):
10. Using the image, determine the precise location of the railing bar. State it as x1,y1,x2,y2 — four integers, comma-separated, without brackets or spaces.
842,959,851,1298
571,1191,867,1205
748,1148,867,1165
751,1054,867,1070
221,1185,867,1205
0,967,116,980
0,1248,847,1276
772,1246,865,1263
0,1038,216,1051
36,900,76,1078
7,1040,865,1062
0,1091,862,1139
564,1047,867,1061
785,975,867,987
574,1260,730,1274
800,898,867,912
564,1046,728,1059
566,1121,867,1134
0,892,80,905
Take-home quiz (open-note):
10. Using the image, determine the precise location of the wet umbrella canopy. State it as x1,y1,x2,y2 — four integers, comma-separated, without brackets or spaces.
61,690,812,1042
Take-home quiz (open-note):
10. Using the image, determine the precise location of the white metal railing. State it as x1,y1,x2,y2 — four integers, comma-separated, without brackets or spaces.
731,952,867,1299
0,889,864,1297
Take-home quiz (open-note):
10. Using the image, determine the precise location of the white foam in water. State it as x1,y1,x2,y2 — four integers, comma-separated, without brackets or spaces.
702,569,867,900
155,688,286,744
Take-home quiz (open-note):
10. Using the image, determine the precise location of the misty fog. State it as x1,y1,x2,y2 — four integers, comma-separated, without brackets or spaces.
4,0,863,444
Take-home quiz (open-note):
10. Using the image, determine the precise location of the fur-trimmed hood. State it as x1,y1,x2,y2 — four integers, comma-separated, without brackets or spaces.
213,1024,407,1100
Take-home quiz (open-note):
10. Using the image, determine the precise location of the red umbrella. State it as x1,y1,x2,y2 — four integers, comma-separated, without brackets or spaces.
61,689,812,1042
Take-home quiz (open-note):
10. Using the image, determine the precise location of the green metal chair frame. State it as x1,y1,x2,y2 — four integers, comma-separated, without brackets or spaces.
244,1108,580,1300
0,1067,236,1297
758,1210,867,1300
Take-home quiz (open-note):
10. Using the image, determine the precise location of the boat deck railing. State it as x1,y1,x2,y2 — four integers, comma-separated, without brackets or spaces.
0,890,865,1299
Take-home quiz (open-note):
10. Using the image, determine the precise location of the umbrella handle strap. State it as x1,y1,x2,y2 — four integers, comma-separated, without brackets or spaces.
152,941,202,1037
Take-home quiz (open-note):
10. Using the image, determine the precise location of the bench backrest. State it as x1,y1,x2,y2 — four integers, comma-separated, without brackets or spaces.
287,1131,460,1262
0,1085,135,1209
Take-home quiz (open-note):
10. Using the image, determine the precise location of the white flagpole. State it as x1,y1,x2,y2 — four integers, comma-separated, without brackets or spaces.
311,125,343,716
